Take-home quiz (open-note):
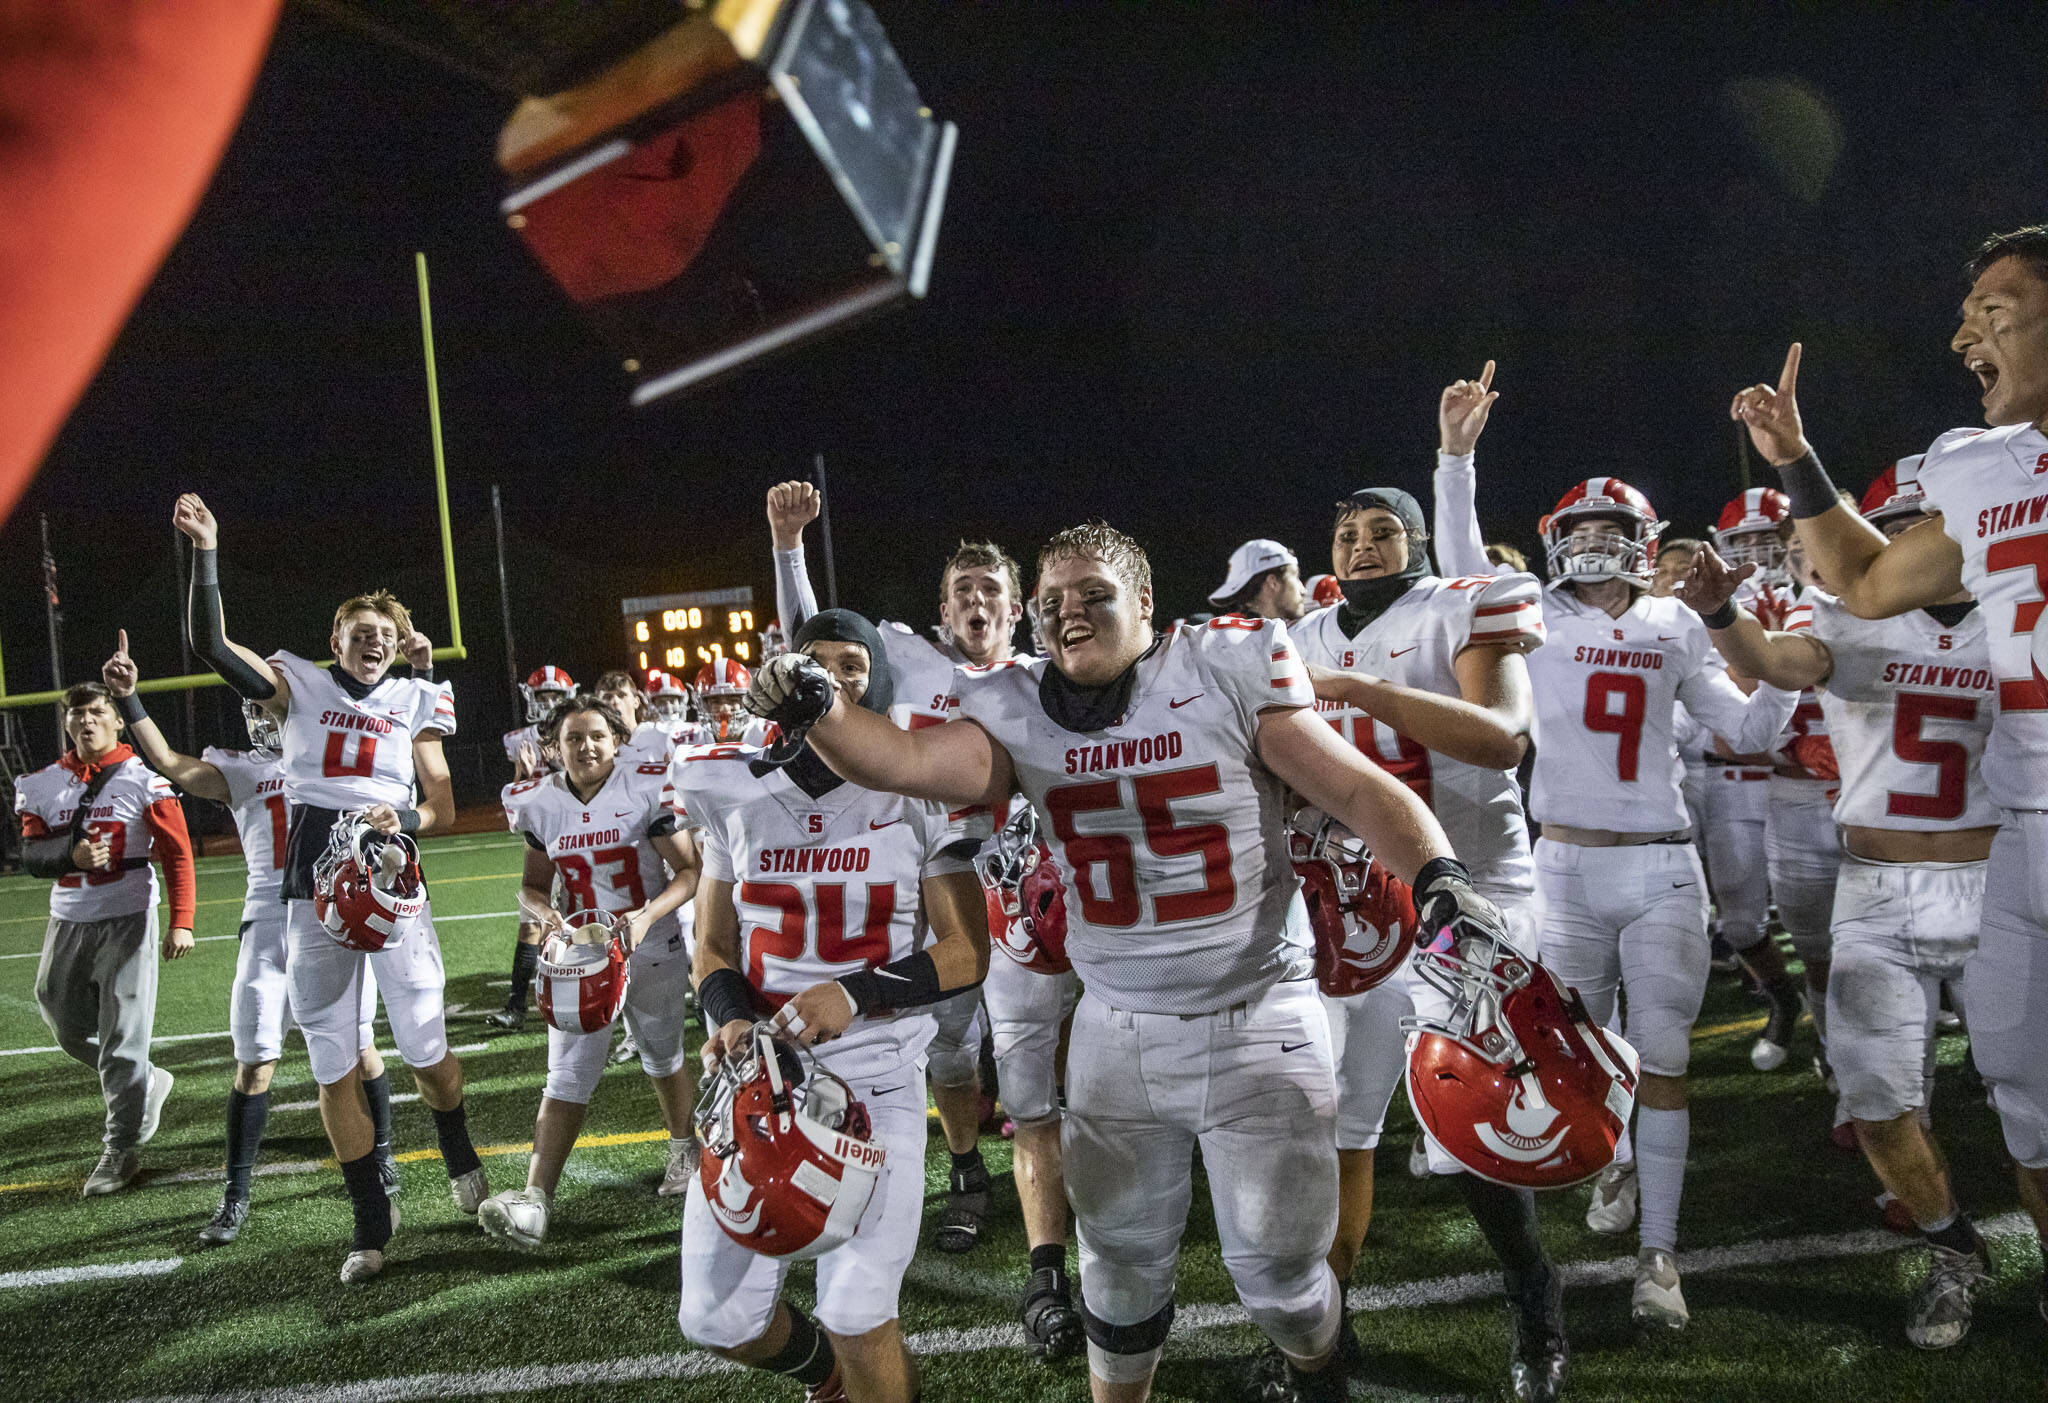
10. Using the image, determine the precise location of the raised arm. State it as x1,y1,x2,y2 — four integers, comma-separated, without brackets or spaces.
1256,704,1451,883
174,493,287,709
766,480,823,633
1431,360,1500,578
101,630,229,801
746,653,1013,809
1731,345,1963,618
1673,545,1833,691
1308,642,1532,771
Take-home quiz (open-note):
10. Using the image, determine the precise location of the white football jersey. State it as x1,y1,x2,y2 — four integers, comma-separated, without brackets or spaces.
13,753,176,921
268,653,453,810
621,720,677,766
1527,587,1797,831
675,715,772,750
504,759,688,963
672,746,983,1080
1917,422,2048,809
950,618,1316,1015
204,747,288,922
879,622,972,730
1792,593,1997,830
1290,573,1544,901
503,724,552,771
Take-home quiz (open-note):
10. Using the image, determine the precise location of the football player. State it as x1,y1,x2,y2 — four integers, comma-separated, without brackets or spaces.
1677,463,2000,1347
174,492,486,1284
592,668,679,1067
750,522,1511,1403
13,679,194,1197
768,481,1046,1297
687,658,771,746
479,695,701,1248
677,609,992,1403
1209,539,1307,621
1294,450,1565,1400
646,668,693,731
102,637,400,1246
506,665,575,780
1726,223,2048,1329
1520,477,1796,1330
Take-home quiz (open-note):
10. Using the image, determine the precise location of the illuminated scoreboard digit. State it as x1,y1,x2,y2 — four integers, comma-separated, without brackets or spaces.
621,586,759,682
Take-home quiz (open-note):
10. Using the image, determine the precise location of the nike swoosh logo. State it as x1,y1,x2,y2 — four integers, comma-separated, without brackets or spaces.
1281,1040,1312,1053
1390,646,1418,658
1671,881,1694,888
870,818,904,830
1169,694,1203,709
868,1085,905,1097
876,969,912,981
1658,635,1679,641
613,810,635,818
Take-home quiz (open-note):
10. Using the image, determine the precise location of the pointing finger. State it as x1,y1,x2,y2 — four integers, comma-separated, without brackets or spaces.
1778,342,1801,396
1477,359,1496,392
117,628,128,655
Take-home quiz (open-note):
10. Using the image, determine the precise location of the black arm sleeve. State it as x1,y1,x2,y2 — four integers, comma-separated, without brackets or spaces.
190,549,276,701
22,832,76,879
837,949,977,1016
697,965,757,1035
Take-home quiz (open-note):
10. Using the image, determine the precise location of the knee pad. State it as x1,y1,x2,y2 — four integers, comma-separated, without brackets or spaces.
676,1280,770,1352
992,1037,1060,1128
1629,1018,1694,1080
1081,1298,1173,1356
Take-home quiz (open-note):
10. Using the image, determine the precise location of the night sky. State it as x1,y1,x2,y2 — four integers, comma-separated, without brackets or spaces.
4,3,2044,775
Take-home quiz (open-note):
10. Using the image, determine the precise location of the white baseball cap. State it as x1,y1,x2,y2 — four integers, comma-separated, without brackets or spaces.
1209,539,1298,606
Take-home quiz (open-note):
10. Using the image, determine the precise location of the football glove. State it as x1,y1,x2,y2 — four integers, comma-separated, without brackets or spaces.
745,652,837,761
1411,855,1518,957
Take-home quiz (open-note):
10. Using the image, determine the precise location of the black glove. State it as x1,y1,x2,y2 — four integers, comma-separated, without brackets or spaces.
1412,855,1515,953
745,653,837,761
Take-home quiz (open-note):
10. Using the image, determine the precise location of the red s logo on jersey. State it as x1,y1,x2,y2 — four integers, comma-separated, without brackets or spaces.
807,813,824,834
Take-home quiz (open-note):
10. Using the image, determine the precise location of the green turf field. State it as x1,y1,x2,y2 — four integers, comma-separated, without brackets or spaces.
1,831,2042,1402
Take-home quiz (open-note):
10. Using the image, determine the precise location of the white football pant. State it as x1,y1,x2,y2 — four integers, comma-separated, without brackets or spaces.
1702,768,1772,950
1826,856,1982,1123
677,1075,926,1344
1063,979,1340,1360
542,944,693,1104
926,987,986,1090
231,906,379,1065
984,953,1078,1130
1766,776,1843,966
284,899,448,1085
1963,813,2048,1169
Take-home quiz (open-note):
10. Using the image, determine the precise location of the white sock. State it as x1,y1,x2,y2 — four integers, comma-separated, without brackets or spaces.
1635,1105,1689,1253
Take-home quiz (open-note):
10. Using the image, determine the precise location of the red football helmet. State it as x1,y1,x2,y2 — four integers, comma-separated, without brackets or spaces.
1403,930,1640,1189
976,806,1072,974
313,817,426,953
1861,454,1929,532
695,1024,886,1260
1713,487,1791,584
645,669,691,725
521,665,577,723
1304,573,1344,610
536,910,632,1034
1288,812,1416,997
1540,478,1665,586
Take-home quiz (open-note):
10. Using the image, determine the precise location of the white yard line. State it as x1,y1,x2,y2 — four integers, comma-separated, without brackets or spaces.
0,934,237,961
111,1213,2038,1403
0,1027,245,1058
155,1161,322,1187
0,1258,181,1290
273,1095,417,1114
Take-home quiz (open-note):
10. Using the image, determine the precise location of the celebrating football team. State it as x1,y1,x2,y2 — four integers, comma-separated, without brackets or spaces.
15,221,2048,1403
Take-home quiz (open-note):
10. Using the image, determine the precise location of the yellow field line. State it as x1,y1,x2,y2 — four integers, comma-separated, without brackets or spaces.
1693,1014,1769,1039
0,1126,674,1194
0,871,523,929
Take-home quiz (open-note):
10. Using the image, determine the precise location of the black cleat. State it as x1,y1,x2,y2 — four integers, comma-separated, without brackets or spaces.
486,1006,526,1031
197,1194,249,1247
1258,1312,1362,1403
935,1161,990,1254
1246,1344,1289,1401
1507,1266,1569,1403
1021,1266,1084,1360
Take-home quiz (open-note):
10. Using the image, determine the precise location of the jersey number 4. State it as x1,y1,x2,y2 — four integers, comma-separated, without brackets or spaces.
737,880,896,1005
1044,764,1236,928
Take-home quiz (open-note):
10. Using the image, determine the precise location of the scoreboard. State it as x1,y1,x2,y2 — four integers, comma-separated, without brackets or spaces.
620,586,759,682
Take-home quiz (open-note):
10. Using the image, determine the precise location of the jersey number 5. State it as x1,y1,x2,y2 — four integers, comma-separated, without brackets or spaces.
1044,764,1236,928
1888,691,1977,821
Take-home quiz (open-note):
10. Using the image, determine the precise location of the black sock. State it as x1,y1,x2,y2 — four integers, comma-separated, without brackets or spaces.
950,1147,988,1191
340,1151,394,1250
223,1088,271,1199
1029,1242,1066,1278
1458,1174,1546,1276
361,1071,394,1161
761,1307,837,1388
432,1099,483,1178
508,941,540,1011
1923,1213,1981,1257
